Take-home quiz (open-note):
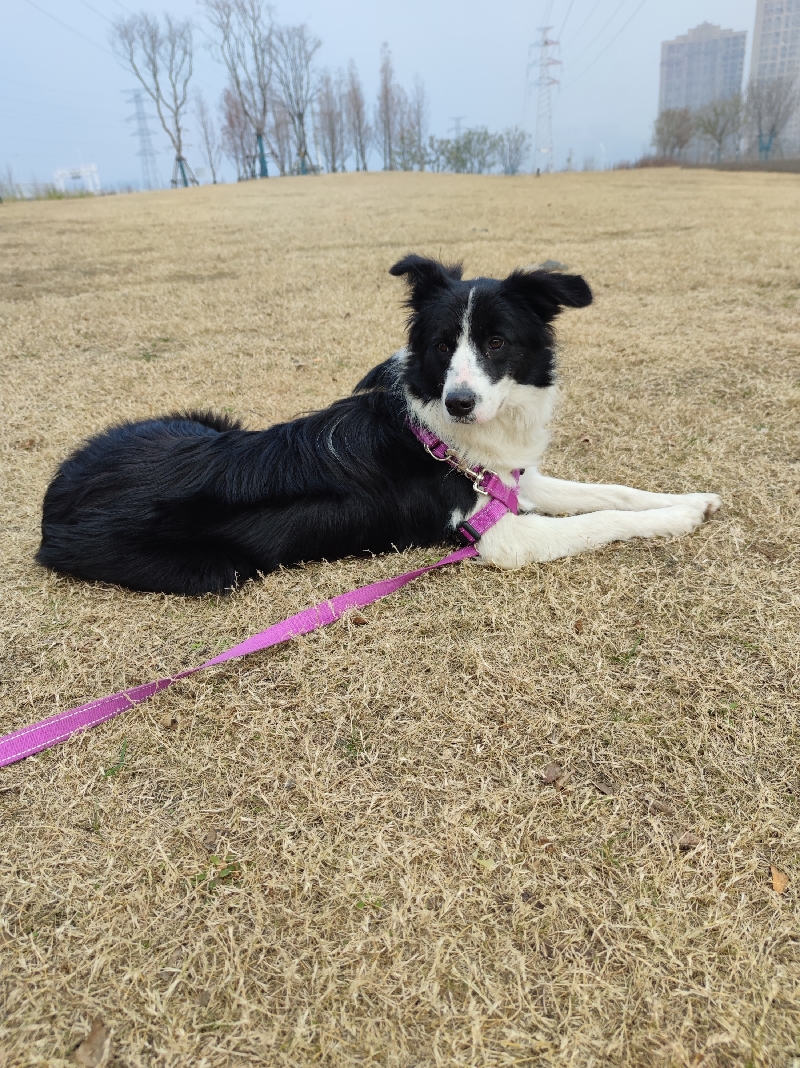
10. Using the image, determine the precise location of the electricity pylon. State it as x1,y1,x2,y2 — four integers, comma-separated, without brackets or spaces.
531,27,560,173
126,90,162,191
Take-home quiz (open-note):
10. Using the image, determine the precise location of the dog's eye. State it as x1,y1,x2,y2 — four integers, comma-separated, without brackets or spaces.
437,342,450,354
487,337,504,352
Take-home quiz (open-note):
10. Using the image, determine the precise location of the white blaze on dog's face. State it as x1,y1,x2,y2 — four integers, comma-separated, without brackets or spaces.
441,288,512,424
389,254,593,427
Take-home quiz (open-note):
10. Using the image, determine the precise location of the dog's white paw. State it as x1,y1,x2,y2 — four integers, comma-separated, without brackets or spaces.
650,503,707,538
679,492,722,518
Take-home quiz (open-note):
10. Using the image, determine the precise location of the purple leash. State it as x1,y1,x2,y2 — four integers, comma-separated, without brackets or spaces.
0,422,519,769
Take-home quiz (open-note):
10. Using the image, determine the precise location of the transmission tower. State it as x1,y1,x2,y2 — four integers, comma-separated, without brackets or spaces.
531,26,561,173
449,115,466,138
126,90,162,190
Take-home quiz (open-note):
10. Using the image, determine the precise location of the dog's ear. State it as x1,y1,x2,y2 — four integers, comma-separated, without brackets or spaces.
502,269,593,322
389,254,463,307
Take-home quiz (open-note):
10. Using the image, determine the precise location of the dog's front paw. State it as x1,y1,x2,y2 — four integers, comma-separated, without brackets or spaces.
650,503,708,538
681,492,722,518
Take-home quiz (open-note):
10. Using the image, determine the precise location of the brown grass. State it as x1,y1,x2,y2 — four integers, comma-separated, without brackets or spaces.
0,170,799,1067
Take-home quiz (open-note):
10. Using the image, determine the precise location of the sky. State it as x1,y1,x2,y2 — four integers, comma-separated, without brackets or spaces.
2,0,760,188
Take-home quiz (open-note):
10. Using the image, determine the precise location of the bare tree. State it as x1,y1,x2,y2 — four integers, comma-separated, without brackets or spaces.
406,77,428,169
746,75,800,160
270,100,293,176
317,68,348,172
201,0,274,178
375,43,399,170
652,107,693,159
112,13,198,187
498,126,531,174
694,95,743,162
345,60,371,171
195,91,222,182
394,86,415,170
220,85,255,179
271,23,320,174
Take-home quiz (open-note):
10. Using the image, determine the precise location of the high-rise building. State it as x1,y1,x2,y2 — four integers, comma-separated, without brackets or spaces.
659,23,747,113
750,0,800,151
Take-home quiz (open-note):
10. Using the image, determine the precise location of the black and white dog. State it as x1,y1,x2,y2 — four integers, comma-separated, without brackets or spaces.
38,255,720,595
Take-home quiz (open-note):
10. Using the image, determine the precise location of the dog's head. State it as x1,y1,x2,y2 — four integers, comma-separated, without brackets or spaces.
390,254,592,425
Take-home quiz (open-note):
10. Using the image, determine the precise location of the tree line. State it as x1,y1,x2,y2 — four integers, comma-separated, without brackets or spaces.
653,75,800,163
111,2,531,185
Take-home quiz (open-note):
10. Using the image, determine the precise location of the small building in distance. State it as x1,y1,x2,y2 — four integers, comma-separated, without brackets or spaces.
751,0,800,152
659,23,747,113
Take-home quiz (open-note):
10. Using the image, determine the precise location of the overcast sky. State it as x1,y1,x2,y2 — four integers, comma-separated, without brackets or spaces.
2,0,759,187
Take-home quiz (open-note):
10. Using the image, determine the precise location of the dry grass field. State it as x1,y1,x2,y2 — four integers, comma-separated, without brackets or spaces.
0,169,798,1067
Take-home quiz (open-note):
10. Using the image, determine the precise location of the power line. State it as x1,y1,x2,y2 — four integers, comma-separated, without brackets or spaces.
73,0,115,25
567,0,649,87
568,0,629,67
564,0,602,46
23,0,114,56
557,0,577,42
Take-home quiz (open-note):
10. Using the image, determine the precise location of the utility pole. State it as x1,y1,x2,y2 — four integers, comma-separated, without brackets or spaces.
126,90,162,191
530,26,560,173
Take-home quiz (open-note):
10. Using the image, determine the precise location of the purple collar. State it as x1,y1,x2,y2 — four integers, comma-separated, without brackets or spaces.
406,418,519,515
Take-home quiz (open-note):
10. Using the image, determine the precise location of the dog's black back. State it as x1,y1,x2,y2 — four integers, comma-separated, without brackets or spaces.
37,366,477,595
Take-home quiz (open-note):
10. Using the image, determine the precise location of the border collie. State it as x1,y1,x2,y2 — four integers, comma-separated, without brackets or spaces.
37,255,720,596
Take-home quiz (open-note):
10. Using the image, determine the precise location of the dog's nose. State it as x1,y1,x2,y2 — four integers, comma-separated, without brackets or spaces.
444,389,477,418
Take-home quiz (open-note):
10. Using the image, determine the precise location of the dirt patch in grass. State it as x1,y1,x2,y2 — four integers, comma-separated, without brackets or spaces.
0,170,798,1066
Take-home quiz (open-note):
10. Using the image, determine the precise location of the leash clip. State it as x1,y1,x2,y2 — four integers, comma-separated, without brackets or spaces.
461,464,490,496
421,437,490,496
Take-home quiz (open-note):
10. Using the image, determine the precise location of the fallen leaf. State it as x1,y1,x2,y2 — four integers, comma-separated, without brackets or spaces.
72,1018,112,1067
542,762,562,784
202,828,224,852
646,798,675,816
750,541,784,562
195,990,211,1007
574,618,584,634
160,712,180,730
771,865,789,894
555,771,573,789
676,831,701,850
350,612,368,626
594,780,614,796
